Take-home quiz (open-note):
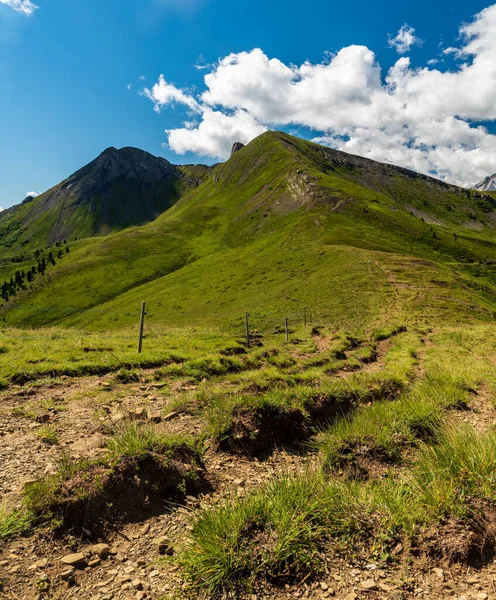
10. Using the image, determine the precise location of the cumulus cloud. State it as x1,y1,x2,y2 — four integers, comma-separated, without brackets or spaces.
0,0,38,16
388,24,422,54
143,74,201,113
26,191,38,197
144,3,496,186
167,108,267,158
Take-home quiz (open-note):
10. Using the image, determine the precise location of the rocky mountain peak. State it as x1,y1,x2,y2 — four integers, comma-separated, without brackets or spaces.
231,142,245,156
474,173,496,192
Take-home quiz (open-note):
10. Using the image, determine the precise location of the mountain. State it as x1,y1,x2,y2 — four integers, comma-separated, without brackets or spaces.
474,173,496,192
0,147,212,249
2,131,496,329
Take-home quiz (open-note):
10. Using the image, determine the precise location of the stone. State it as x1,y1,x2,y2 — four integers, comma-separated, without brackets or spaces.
35,558,48,569
72,434,105,454
432,567,445,580
60,568,75,581
361,579,378,591
148,411,162,423
90,543,110,558
392,543,404,556
60,553,86,566
132,579,143,590
475,594,488,600
129,408,147,420
163,412,179,422
319,582,329,590
88,557,101,567
35,413,51,423
231,142,245,156
155,537,174,556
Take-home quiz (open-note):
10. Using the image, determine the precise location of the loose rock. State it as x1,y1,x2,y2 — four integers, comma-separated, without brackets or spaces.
60,553,86,566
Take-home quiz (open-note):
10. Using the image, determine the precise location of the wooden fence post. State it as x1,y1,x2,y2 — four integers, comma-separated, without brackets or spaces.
245,312,250,348
138,301,146,353
285,318,289,343
304,307,307,327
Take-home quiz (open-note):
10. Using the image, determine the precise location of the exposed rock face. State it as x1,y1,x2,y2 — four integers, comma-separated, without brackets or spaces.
2,147,211,245
70,147,176,200
474,174,496,192
231,142,245,156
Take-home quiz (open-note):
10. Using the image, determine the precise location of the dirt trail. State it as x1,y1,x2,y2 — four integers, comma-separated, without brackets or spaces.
2,362,496,599
450,385,496,434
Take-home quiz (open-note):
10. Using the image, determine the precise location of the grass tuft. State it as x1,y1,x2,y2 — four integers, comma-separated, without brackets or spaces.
36,425,59,445
0,505,32,540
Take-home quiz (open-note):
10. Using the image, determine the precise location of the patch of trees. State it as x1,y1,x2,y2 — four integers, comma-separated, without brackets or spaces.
1,244,70,302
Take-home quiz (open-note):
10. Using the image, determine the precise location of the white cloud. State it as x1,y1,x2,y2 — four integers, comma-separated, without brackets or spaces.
145,3,496,186
167,108,267,158
195,53,210,70
143,74,201,113
388,24,422,54
26,191,38,197
127,83,133,90
0,207,4,212
0,0,38,16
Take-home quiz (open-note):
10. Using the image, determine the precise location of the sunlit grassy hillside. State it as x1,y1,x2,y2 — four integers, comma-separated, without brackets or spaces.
0,131,495,333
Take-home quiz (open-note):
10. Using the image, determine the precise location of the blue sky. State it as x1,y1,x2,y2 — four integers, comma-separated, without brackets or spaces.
0,0,495,208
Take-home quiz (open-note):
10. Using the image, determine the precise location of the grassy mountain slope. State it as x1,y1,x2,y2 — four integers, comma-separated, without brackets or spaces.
2,131,496,330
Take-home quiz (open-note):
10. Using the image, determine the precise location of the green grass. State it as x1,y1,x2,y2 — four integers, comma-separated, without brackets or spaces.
179,424,496,595
1,132,496,594
106,421,200,459
1,132,496,333
23,422,203,527
0,505,32,540
36,425,59,445
318,397,442,467
413,425,496,518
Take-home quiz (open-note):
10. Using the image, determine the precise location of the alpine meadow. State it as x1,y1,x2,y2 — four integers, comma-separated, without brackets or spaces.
2,1,496,598
1,129,496,599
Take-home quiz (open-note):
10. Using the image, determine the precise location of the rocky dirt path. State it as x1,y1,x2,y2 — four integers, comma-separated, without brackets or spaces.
2,365,496,600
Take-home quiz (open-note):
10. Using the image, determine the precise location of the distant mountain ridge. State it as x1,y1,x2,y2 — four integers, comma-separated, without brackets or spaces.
474,173,496,192
0,147,212,248
2,131,496,330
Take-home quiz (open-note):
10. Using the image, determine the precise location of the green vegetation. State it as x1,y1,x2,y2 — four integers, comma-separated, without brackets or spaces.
180,423,496,596
0,505,32,541
36,425,59,445
0,132,494,331
2,132,496,596
23,421,205,530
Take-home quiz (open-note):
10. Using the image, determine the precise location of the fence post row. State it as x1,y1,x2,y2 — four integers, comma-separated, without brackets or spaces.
138,301,146,354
